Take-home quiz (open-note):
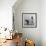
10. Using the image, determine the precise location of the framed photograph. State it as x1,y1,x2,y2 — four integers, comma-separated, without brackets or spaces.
22,13,37,28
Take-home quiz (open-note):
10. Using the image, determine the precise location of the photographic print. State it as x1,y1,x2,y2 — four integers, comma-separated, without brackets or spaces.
22,13,37,28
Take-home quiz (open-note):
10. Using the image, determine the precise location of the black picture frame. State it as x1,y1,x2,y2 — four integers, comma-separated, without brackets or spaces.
22,13,37,28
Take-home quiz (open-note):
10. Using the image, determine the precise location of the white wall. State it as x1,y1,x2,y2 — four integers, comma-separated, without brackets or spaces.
13,0,41,46
0,0,16,30
41,0,46,46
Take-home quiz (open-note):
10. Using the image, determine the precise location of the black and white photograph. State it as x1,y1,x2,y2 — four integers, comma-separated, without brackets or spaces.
22,13,37,28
